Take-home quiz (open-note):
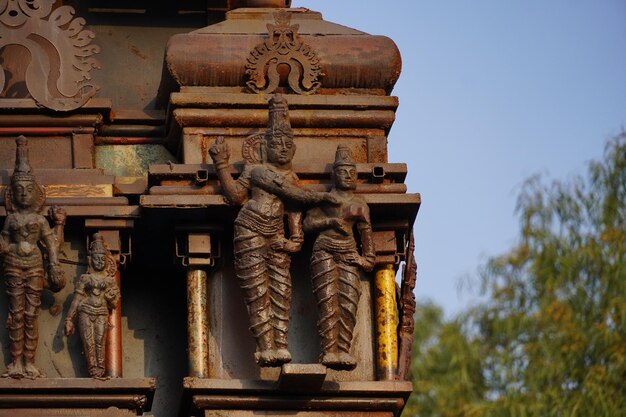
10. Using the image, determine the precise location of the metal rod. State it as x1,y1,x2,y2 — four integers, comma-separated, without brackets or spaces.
374,264,398,380
0,114,102,127
192,395,405,412
148,183,407,195
187,267,209,377
0,127,95,136
106,269,123,378
0,197,130,206
98,124,165,137
95,137,166,145
0,394,148,409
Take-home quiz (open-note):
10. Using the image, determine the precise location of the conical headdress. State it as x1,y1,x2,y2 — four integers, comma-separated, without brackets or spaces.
265,93,293,139
11,135,35,184
334,145,356,168
89,233,109,255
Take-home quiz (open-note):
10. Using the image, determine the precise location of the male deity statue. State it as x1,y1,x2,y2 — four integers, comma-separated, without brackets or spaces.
0,135,66,379
209,94,336,367
303,145,376,370
64,233,120,379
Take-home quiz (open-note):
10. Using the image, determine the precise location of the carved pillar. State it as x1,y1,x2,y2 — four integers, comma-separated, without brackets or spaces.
106,268,123,378
187,268,209,377
374,264,398,380
176,230,220,377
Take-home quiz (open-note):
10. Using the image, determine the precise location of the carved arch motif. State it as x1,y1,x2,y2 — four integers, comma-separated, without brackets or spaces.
245,10,323,95
0,0,100,111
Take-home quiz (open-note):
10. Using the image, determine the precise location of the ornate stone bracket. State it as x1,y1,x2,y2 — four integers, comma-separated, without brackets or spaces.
0,1,100,111
245,10,323,95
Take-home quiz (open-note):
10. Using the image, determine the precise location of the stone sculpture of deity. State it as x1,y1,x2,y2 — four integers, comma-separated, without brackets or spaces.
0,135,66,379
303,145,376,370
209,94,337,367
64,233,119,379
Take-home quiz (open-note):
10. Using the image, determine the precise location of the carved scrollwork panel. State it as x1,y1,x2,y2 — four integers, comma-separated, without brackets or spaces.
0,0,100,111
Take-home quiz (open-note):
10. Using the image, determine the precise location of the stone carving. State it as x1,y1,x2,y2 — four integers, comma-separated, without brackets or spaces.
245,10,322,95
0,1,100,111
209,94,335,367
64,233,119,379
397,230,416,380
1,135,66,379
303,145,376,370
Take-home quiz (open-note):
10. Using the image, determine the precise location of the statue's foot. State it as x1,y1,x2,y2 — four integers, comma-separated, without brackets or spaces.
321,351,356,371
23,362,45,379
255,349,291,367
321,352,341,368
275,348,292,363
2,361,25,379
338,352,357,370
89,366,107,380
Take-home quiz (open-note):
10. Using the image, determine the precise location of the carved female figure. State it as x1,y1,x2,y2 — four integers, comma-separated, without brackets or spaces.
0,135,66,379
64,233,119,379
303,145,376,370
209,94,335,367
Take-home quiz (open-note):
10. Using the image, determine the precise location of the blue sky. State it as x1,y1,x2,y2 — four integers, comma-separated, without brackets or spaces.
296,1,626,315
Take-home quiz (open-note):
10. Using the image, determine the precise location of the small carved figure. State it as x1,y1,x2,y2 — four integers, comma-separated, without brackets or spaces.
303,145,376,370
397,230,416,380
0,135,66,379
64,233,119,379
209,94,335,367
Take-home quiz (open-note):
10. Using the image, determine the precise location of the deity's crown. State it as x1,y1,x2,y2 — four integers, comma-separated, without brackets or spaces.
334,145,356,168
11,135,35,183
90,233,109,255
266,93,293,138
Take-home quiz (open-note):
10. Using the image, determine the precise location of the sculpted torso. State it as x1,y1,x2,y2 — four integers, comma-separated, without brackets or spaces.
241,165,299,220
314,192,368,240
3,212,51,259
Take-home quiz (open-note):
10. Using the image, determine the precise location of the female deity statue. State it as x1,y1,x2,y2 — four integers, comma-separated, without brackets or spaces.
303,145,376,370
0,135,66,379
64,233,119,379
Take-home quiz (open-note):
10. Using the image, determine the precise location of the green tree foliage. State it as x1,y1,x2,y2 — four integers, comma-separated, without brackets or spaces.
403,302,486,417
405,133,626,417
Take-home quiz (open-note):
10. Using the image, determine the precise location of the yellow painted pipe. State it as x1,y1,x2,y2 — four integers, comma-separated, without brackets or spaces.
374,264,398,380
